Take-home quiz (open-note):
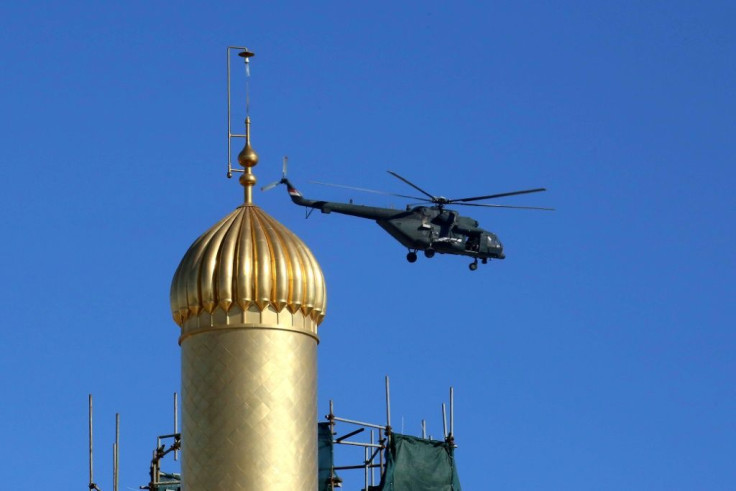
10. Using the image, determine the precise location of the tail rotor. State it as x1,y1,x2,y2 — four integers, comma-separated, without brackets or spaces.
261,156,289,191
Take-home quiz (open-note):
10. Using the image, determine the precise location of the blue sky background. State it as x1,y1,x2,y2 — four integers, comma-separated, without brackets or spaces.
1,1,734,489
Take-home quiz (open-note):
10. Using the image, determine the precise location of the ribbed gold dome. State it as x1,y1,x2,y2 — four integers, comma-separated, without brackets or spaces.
170,204,327,331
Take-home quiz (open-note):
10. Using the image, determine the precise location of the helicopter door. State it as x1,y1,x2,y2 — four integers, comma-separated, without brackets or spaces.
465,234,480,252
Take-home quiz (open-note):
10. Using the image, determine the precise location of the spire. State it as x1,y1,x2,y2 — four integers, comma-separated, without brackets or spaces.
172,46,327,490
226,48,258,204
237,48,257,204
238,117,259,204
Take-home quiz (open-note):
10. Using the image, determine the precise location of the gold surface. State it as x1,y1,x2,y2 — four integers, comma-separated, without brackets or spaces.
175,52,325,489
238,117,259,204
181,325,318,490
178,303,320,344
170,205,327,329
172,200,327,489
238,118,259,168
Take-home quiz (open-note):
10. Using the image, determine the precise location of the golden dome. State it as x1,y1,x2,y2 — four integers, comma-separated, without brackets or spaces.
170,204,327,332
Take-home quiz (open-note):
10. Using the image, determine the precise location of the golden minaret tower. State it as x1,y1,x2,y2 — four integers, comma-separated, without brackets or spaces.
169,55,327,488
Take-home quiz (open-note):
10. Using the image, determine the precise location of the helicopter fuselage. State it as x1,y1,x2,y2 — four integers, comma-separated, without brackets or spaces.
284,181,505,261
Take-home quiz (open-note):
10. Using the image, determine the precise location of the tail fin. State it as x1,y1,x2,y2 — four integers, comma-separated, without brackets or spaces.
261,156,305,204
286,181,302,198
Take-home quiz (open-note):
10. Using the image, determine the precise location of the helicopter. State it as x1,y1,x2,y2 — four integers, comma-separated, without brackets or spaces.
262,163,553,270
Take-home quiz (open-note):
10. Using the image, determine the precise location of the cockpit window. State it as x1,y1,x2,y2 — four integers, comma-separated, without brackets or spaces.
486,235,501,248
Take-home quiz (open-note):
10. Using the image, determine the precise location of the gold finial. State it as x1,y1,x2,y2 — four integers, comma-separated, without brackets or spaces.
238,117,259,204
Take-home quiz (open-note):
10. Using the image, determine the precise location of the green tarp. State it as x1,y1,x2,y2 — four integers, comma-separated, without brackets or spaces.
380,434,462,491
318,424,461,491
318,422,335,491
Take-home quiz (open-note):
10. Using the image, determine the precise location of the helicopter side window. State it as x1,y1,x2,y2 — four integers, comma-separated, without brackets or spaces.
466,235,479,251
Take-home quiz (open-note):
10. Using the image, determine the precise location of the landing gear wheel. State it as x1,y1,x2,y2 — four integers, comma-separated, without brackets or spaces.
407,251,418,263
424,248,436,258
469,261,478,271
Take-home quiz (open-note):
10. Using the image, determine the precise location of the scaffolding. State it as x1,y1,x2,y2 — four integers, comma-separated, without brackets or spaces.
140,431,181,491
320,377,462,491
87,393,181,491
87,394,119,491
89,379,460,491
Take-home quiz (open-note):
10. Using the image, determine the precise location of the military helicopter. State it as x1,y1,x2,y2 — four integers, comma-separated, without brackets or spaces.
262,162,553,270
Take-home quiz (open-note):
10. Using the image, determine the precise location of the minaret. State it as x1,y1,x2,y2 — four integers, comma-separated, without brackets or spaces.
169,58,327,488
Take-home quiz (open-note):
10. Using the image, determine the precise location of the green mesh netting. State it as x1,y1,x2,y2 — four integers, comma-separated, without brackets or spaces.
379,433,461,491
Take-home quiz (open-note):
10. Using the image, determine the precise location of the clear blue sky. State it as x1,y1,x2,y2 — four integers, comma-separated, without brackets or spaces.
1,1,734,489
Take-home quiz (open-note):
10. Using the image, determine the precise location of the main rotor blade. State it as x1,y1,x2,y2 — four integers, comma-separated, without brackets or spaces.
451,188,547,203
457,202,555,211
387,171,437,201
310,180,426,202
